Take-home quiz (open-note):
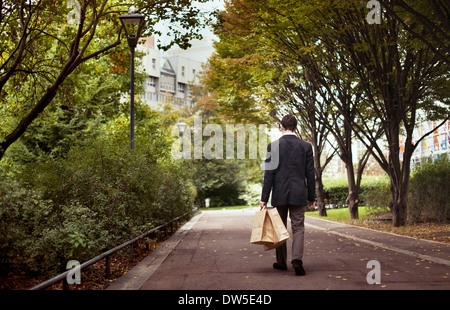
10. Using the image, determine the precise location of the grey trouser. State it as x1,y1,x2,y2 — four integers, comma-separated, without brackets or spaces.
275,205,306,265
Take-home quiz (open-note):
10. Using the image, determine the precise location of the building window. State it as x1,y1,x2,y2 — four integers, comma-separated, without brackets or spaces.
147,76,156,87
160,75,175,92
181,66,185,77
192,69,196,77
152,58,156,70
178,83,185,93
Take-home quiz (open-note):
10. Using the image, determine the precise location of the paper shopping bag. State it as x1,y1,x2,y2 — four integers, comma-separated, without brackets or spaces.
263,208,290,250
250,209,273,245
250,208,290,251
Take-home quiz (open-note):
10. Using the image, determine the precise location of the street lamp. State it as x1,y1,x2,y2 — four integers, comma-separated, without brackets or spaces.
120,6,145,150
177,122,188,155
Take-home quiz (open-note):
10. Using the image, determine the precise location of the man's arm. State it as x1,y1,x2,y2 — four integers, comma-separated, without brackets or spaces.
260,143,275,209
305,143,316,205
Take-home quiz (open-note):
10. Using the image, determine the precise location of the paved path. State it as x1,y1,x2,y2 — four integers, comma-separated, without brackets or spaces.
107,208,450,290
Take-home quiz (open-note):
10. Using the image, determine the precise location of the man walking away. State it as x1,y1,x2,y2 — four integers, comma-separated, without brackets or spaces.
260,114,316,276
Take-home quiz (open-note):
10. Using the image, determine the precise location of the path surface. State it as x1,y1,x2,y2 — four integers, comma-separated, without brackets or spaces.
107,208,450,290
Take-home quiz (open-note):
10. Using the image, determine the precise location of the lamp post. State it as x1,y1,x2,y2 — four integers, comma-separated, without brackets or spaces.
119,6,145,150
177,122,188,156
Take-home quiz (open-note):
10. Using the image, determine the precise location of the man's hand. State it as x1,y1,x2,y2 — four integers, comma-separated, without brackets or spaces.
308,201,316,210
259,201,267,210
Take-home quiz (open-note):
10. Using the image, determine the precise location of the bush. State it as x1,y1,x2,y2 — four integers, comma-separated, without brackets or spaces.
323,176,391,212
408,155,449,222
323,178,349,208
191,158,246,208
239,182,262,206
0,113,194,276
359,176,391,213
0,173,54,274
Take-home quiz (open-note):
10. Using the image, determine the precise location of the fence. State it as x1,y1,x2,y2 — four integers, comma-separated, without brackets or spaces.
29,209,197,290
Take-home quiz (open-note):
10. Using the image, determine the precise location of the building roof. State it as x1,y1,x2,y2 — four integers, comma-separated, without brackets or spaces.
161,59,175,75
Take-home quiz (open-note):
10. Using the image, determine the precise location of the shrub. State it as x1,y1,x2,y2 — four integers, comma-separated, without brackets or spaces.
239,183,262,206
408,155,449,222
0,172,54,274
0,114,194,276
191,158,246,207
359,176,391,213
323,181,349,208
323,176,391,212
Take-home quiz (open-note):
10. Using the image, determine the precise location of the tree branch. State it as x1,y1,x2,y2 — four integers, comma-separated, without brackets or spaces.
412,115,449,152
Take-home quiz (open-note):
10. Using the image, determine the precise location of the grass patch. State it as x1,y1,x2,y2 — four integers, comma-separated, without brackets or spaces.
322,175,389,188
307,206,371,221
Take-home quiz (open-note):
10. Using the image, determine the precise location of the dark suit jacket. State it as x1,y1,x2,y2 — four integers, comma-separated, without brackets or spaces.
261,134,315,206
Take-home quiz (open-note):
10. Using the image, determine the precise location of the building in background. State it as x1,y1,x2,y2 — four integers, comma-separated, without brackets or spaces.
322,117,449,178
409,119,449,166
138,36,212,110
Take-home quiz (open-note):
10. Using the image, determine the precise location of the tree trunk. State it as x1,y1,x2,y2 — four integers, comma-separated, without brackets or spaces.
391,199,407,227
312,140,327,217
347,182,360,220
315,176,327,217
347,191,359,219
0,86,58,161
346,162,359,219
390,184,408,227
389,143,412,227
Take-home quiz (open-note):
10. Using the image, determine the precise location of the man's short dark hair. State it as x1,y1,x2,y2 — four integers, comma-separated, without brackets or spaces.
281,114,297,131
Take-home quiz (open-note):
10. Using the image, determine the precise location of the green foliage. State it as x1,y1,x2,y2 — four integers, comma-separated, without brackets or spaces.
408,156,449,223
323,184,350,209
359,176,391,214
0,0,213,279
0,0,212,160
0,109,194,276
239,182,262,207
208,0,449,227
0,172,54,274
308,206,371,221
323,176,390,212
190,158,246,208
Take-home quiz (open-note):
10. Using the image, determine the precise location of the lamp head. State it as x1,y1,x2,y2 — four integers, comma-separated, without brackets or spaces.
119,7,145,48
177,122,188,135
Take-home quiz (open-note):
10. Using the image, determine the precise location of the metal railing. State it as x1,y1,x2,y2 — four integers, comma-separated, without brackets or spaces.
29,209,197,290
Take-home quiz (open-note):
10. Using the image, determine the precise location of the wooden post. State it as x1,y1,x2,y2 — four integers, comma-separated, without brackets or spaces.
129,243,134,261
105,255,111,279
62,277,70,290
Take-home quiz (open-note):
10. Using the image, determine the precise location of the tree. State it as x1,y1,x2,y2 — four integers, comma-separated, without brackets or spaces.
213,0,449,225
267,65,335,217
327,0,449,226
288,0,448,226
0,0,211,160
213,0,378,219
378,0,449,66
200,36,274,124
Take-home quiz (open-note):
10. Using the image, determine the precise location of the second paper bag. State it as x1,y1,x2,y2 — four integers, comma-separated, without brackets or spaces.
250,208,290,251
263,208,290,250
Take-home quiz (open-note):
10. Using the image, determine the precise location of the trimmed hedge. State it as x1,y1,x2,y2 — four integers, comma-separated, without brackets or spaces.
323,176,390,211
408,155,449,222
323,156,449,223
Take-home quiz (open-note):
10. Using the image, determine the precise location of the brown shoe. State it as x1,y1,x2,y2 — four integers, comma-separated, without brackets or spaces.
292,259,305,276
